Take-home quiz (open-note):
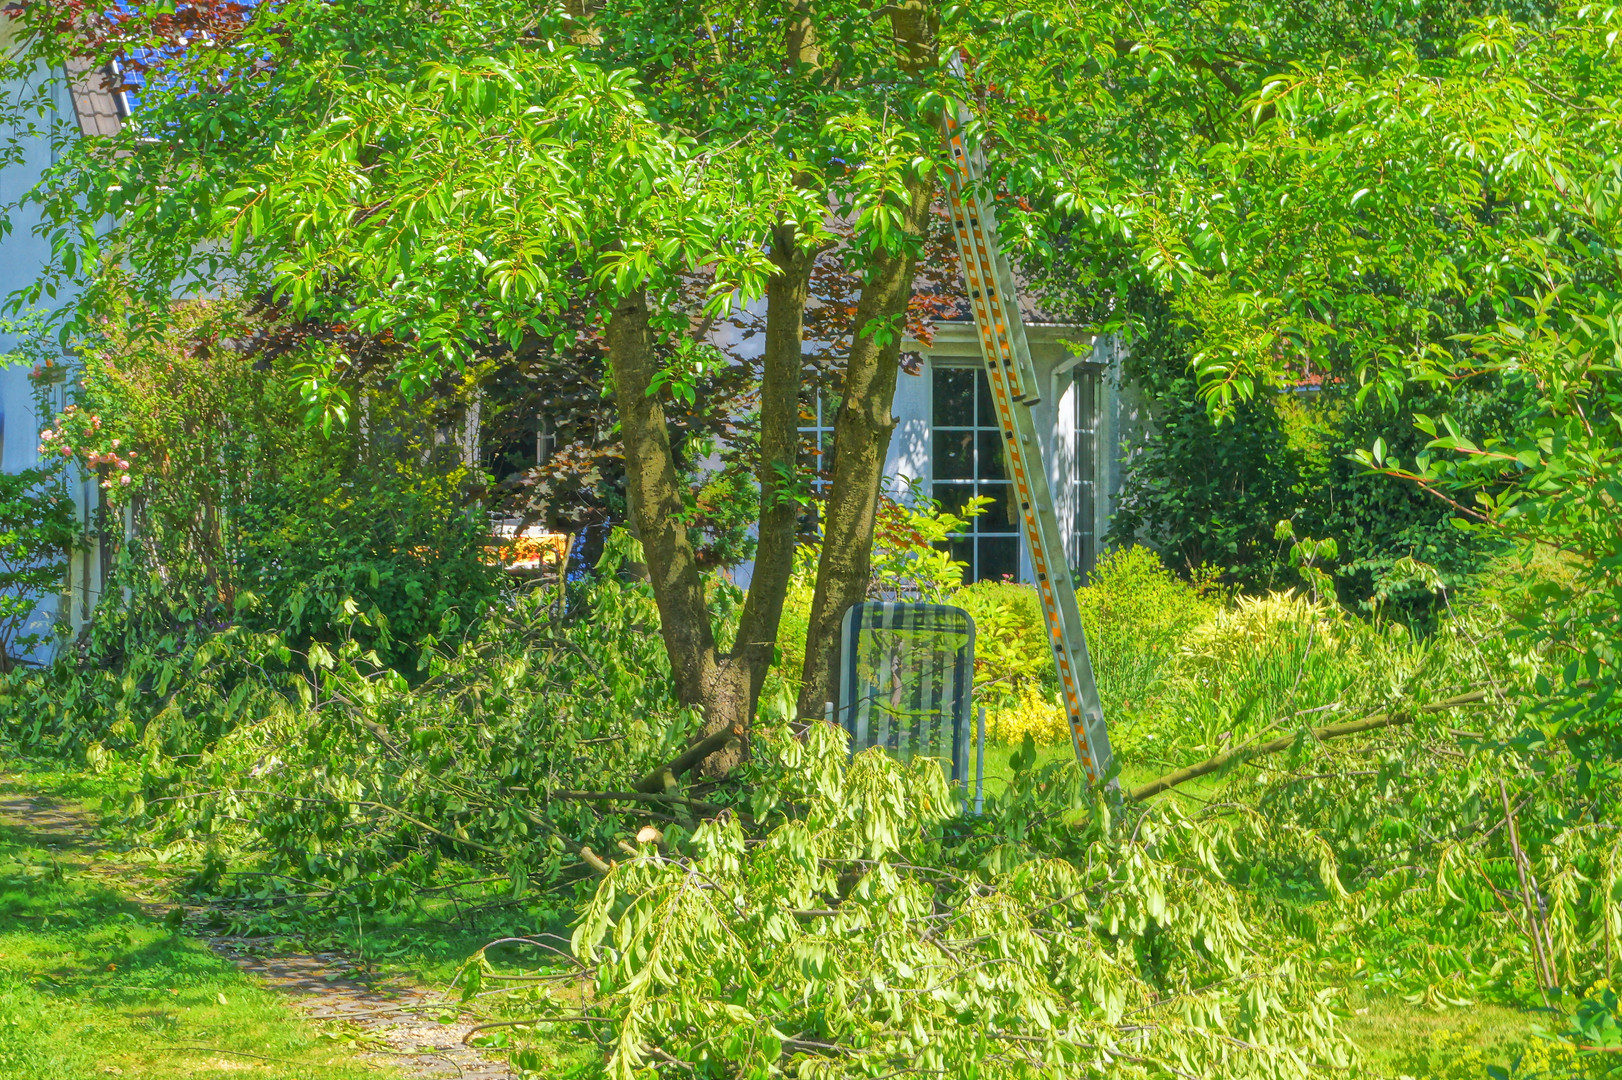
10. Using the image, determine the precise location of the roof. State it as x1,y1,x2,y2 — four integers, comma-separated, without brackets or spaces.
63,56,123,137
912,318,1097,359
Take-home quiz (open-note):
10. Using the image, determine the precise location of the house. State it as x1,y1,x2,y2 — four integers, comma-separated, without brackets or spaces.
875,322,1141,584
2,24,1144,649
0,23,123,659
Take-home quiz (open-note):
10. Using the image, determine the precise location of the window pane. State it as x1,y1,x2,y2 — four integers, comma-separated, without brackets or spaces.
932,430,974,480
933,368,975,427
933,482,974,518
976,482,1018,531
978,537,1019,582
1074,370,1097,430
1075,432,1094,481
975,369,999,427
977,430,1008,481
937,537,975,577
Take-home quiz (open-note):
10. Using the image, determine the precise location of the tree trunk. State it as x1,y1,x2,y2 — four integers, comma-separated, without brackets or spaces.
794,2,938,724
604,287,718,710
730,225,815,707
795,176,935,723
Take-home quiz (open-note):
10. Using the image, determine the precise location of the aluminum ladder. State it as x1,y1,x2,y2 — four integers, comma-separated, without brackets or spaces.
938,99,1116,789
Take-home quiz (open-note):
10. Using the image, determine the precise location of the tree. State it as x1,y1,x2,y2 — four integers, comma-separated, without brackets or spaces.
4,0,972,767
5,0,1078,772
570,1,962,738
1012,4,1620,735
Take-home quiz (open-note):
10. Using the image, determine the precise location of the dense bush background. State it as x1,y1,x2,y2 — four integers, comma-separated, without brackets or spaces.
1108,301,1524,621
52,302,505,674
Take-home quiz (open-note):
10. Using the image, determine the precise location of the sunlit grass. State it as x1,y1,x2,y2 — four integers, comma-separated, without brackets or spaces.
0,766,391,1080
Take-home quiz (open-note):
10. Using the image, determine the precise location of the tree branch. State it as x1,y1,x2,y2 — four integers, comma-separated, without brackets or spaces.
632,725,744,793
1129,690,1489,802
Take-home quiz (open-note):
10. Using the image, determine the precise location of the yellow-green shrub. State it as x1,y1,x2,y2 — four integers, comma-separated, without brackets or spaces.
951,580,1050,707
1077,546,1217,725
770,544,1218,743
1179,590,1335,671
1392,1027,1584,1080
984,683,1070,745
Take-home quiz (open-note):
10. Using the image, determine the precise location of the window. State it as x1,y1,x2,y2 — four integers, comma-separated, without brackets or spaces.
1071,367,1102,578
536,415,554,468
799,386,837,497
931,366,1020,582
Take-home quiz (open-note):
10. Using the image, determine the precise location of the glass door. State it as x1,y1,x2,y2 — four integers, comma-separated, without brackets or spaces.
1072,367,1101,578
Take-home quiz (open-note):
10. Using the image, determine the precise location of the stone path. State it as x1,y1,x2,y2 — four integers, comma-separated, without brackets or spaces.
0,784,512,1079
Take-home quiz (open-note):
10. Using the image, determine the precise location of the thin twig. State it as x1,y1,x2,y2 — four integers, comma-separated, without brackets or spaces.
1500,778,1556,1002
461,1015,611,1045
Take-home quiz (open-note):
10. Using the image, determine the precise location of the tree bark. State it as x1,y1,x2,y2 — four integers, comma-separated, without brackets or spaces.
784,0,819,72
605,288,718,710
597,3,833,778
795,176,935,723
730,225,816,705
563,0,602,45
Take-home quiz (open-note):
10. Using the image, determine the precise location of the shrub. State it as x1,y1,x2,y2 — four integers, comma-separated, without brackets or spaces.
38,299,504,671
0,466,78,670
860,546,1221,742
983,681,1069,745
228,455,501,670
1179,590,1335,670
1107,300,1513,619
951,579,1050,708
1391,1028,1584,1080
1077,545,1217,720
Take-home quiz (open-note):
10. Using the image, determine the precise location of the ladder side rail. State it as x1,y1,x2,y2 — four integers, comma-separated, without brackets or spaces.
939,100,1115,785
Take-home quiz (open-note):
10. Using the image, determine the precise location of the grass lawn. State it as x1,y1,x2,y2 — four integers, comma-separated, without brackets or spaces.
1344,992,1551,1077
1,752,1550,1079
0,762,522,991
0,768,394,1080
